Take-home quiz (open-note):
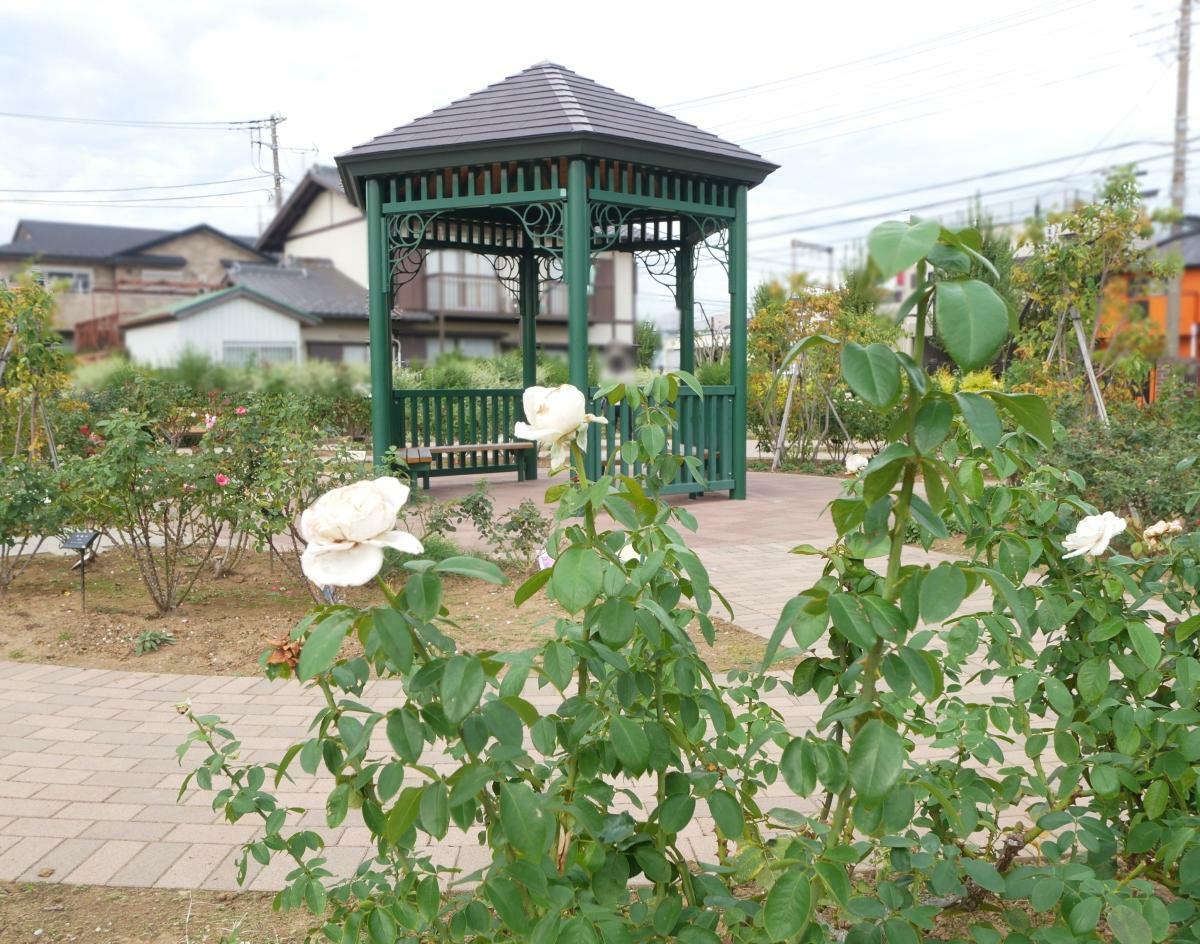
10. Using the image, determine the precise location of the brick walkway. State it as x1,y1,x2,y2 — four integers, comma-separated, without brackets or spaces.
0,472,1002,890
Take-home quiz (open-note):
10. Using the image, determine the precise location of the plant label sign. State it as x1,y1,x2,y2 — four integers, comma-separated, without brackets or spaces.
62,530,101,552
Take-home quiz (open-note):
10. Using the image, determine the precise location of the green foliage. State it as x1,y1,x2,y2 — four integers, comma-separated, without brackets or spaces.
61,413,234,613
1014,166,1177,392
396,349,571,391
1,272,73,459
634,319,662,370
1049,390,1200,522
134,628,175,654
0,459,69,593
177,231,1200,944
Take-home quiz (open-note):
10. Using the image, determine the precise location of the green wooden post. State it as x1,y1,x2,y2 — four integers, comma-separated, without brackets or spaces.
676,232,695,374
730,185,749,499
518,247,539,480
365,178,393,470
565,159,590,393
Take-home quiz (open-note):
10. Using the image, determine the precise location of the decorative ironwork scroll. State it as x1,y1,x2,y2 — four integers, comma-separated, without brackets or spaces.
503,201,566,263
477,252,522,303
634,248,680,304
386,212,442,291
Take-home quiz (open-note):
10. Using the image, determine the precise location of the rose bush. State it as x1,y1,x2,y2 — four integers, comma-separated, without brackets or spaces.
178,223,1200,944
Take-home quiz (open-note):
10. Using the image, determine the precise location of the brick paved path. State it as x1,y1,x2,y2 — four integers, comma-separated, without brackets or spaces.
0,473,1006,890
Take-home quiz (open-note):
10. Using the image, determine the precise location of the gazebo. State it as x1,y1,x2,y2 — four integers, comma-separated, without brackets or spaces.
335,62,776,498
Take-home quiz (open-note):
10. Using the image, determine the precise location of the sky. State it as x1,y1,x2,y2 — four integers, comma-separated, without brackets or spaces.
0,0,1191,327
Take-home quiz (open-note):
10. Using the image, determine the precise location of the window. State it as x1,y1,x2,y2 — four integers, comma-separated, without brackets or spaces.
38,268,92,293
457,337,497,358
222,342,298,366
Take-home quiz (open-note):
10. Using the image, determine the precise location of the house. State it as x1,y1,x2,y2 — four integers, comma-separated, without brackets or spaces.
223,257,376,363
122,285,318,367
0,220,269,348
258,164,636,364
1137,226,1200,361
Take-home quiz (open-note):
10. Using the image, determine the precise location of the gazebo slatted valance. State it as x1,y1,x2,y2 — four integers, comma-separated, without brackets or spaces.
336,62,777,498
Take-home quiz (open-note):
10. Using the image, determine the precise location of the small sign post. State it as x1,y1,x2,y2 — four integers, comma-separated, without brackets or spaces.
62,531,101,612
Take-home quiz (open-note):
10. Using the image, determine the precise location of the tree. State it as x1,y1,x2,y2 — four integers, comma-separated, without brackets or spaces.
0,273,71,459
1013,166,1177,394
633,318,661,370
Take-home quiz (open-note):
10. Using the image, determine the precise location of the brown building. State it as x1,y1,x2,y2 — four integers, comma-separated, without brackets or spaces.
0,220,270,348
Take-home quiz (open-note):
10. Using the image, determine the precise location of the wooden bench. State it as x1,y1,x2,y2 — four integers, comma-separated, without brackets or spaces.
399,441,535,488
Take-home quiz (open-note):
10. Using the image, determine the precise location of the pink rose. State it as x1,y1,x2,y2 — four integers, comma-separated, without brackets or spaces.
235,406,247,415
214,473,230,487
204,414,217,430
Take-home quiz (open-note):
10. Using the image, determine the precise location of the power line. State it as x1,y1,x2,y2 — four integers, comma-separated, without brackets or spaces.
748,139,1187,228
661,0,1094,110
0,174,271,194
0,187,270,206
0,110,276,131
746,153,1184,243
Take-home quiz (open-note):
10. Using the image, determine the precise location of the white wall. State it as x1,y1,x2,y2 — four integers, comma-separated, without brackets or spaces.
283,190,367,287
124,319,182,367
126,295,304,366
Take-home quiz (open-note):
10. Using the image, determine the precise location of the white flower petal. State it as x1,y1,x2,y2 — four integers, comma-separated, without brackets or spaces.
514,421,560,442
371,477,410,512
301,542,384,587
365,530,424,555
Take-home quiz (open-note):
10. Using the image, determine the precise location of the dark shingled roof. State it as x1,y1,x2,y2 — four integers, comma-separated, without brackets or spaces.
257,165,355,253
0,219,261,266
225,258,367,320
337,62,777,201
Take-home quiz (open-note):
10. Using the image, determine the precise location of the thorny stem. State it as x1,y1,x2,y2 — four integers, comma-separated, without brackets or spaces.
827,260,929,848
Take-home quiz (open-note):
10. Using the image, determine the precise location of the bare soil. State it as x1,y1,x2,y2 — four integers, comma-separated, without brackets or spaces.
0,549,773,675
0,881,313,943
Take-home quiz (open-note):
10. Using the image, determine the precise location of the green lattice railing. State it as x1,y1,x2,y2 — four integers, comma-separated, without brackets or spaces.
391,388,535,479
391,385,736,495
586,386,736,495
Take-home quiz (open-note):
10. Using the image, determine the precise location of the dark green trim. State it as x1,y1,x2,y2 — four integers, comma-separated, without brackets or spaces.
565,159,590,391
366,179,393,470
381,188,564,215
729,185,749,500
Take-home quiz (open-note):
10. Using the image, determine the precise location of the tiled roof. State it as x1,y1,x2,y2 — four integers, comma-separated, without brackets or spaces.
0,219,260,265
256,165,354,253
226,258,367,320
123,285,319,328
337,62,776,192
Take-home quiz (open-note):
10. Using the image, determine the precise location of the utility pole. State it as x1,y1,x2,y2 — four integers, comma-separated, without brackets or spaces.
1166,0,1192,360
268,114,286,212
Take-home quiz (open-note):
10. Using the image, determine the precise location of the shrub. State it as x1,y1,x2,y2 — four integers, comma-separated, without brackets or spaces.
63,413,233,614
134,628,174,654
0,459,69,593
177,227,1200,944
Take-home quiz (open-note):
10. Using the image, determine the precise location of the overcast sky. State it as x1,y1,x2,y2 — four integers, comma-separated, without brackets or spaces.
0,0,1189,325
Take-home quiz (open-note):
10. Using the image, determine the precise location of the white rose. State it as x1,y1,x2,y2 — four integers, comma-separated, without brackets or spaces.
299,477,423,586
514,384,607,473
844,453,869,476
1062,511,1126,560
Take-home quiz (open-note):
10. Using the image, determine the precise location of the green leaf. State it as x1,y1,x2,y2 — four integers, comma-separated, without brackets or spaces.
935,280,1008,371
1068,897,1102,934
780,738,816,796
1143,779,1169,820
514,566,552,606
984,392,1053,447
842,342,902,409
373,608,413,674
297,615,351,680
763,870,814,941
919,564,967,624
550,545,603,613
440,655,485,726
954,392,1003,449
418,780,449,839
1076,657,1110,704
848,719,905,802
499,782,547,858
908,493,948,539
609,716,651,775
913,398,953,454
961,858,1006,894
1127,622,1161,669
707,789,744,839
828,593,877,649
433,556,506,584
868,219,941,275
1043,676,1074,717
1107,905,1152,944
